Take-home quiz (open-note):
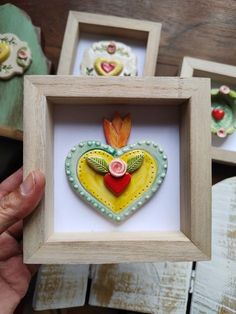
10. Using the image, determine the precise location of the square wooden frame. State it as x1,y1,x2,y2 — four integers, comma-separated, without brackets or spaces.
180,56,236,165
23,76,211,264
57,11,161,76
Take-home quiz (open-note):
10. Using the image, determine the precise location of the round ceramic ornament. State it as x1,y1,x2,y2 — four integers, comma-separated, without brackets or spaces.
65,113,168,224
80,41,137,76
211,85,236,138
0,33,32,80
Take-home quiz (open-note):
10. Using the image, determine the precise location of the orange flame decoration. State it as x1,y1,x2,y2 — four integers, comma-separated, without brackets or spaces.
103,112,132,149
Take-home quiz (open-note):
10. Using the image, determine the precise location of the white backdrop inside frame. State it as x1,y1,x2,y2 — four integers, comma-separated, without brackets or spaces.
72,32,146,76
53,104,180,233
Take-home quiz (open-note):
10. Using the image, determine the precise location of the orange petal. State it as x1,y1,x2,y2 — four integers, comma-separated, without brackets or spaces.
112,112,123,133
103,119,118,148
117,114,131,148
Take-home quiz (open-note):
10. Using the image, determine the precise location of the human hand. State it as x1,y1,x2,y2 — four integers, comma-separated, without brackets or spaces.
0,168,45,314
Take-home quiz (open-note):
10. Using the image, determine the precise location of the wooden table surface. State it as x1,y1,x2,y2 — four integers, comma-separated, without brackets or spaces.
1,0,236,313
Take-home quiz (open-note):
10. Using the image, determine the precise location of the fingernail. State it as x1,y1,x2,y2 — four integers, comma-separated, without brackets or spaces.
20,172,35,196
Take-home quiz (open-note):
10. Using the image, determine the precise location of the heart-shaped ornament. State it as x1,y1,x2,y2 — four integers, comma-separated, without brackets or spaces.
212,108,225,121
65,113,168,224
65,141,167,223
94,57,123,76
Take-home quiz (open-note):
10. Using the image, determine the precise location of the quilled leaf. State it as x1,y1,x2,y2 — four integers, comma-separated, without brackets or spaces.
118,113,131,147
112,112,123,133
103,113,131,148
87,156,109,174
127,153,144,173
103,119,118,148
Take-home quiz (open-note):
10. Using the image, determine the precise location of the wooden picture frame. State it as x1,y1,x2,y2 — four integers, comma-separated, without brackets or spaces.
180,57,236,165
23,76,211,264
57,11,161,76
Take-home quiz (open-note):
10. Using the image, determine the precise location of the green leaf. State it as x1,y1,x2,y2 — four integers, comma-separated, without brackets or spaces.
86,156,109,174
211,88,219,96
127,153,144,173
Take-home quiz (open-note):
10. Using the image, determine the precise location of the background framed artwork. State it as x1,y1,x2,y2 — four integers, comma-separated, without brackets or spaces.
23,76,211,264
57,11,162,76
180,57,236,165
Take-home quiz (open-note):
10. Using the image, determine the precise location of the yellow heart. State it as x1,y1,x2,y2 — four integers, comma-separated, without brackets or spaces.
0,42,10,64
77,149,157,214
94,58,123,76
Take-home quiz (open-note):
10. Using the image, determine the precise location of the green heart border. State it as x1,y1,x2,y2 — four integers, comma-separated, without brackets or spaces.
65,140,168,224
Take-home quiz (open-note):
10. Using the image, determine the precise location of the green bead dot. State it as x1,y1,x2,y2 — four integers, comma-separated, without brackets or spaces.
71,147,76,152
66,170,71,175
67,154,72,159
116,216,121,222
73,184,78,189
88,141,92,146
79,143,84,147
69,177,74,182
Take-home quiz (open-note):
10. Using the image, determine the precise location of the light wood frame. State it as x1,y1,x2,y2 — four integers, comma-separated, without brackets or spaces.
23,76,211,264
57,11,162,76
180,56,236,165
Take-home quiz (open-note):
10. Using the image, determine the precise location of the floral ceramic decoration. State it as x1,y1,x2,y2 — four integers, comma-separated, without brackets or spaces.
0,33,31,79
211,85,236,138
80,41,137,76
65,113,167,224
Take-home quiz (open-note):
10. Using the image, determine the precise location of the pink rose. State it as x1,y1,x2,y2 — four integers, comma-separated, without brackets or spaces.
109,159,127,177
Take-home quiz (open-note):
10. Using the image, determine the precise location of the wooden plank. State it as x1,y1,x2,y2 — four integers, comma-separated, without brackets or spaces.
33,264,89,311
0,4,49,139
190,177,236,313
89,262,192,313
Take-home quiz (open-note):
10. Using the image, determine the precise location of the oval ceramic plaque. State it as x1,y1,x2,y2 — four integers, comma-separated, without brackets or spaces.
211,85,236,138
80,41,137,76
0,33,31,80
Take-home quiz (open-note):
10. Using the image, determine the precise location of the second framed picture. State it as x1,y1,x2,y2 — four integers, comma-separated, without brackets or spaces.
58,11,162,76
181,57,236,165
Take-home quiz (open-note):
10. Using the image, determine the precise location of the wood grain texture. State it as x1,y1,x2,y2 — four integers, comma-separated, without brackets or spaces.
190,177,236,313
23,76,211,264
3,0,234,188
89,262,192,313
33,265,89,310
0,4,49,138
57,11,161,76
4,0,236,73
180,57,236,166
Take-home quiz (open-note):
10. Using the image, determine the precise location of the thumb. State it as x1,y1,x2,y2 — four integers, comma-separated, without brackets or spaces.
0,170,45,234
